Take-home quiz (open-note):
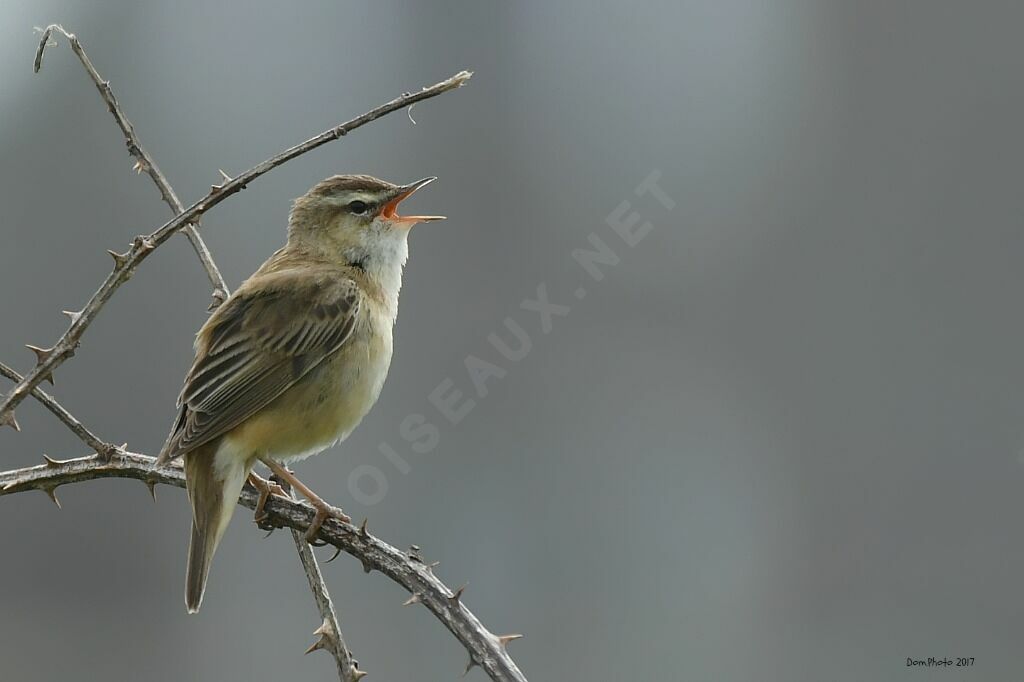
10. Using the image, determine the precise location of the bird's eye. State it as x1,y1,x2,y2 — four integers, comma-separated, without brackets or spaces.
348,200,368,215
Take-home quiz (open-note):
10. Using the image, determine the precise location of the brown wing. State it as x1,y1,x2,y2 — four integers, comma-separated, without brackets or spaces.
156,271,360,464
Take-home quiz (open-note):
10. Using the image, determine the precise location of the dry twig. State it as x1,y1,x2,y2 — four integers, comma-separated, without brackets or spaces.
292,530,365,681
34,24,229,307
0,454,528,682
290,508,362,679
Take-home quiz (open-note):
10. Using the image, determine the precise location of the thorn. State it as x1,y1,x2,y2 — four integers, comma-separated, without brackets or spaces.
462,655,478,677
304,618,335,655
145,479,157,502
497,633,523,649
313,617,335,638
2,481,17,492
304,635,330,655
42,485,61,509
25,344,55,384
42,454,70,468
406,102,417,125
402,592,421,607
26,344,54,364
358,518,369,539
0,410,20,432
132,160,146,174
325,546,343,563
448,583,467,606
360,558,373,574
263,528,275,538
61,309,83,325
107,249,130,268
351,669,368,680
211,170,232,193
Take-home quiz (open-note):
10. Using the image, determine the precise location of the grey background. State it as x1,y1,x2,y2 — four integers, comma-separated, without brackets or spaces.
1,1,1022,680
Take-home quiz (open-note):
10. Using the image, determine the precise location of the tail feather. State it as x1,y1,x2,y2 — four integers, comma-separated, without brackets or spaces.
185,521,212,614
183,444,250,613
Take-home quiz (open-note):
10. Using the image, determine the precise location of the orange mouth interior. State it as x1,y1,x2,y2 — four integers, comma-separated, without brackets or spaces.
380,184,445,223
380,194,408,220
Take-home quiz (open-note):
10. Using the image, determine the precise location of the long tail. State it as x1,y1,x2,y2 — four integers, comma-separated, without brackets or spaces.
183,443,250,614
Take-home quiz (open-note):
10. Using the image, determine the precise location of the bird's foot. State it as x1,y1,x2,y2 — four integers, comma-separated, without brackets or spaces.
305,498,352,543
247,472,288,528
256,456,351,542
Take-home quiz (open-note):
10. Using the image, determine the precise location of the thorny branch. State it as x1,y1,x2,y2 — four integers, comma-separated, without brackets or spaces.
0,454,527,682
34,24,229,308
0,23,524,682
28,23,362,679
0,46,472,428
291,528,364,681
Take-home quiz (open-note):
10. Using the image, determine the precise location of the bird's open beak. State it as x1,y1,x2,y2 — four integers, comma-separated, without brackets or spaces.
381,177,446,224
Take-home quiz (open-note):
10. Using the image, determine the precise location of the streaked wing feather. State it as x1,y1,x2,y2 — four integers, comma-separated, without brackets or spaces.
176,362,295,451
159,273,359,461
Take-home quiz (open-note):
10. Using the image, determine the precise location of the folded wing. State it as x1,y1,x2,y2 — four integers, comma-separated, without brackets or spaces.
157,271,360,465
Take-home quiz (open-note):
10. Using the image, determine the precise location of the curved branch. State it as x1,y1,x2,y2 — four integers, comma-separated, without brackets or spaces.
0,67,472,427
34,24,229,307
0,453,527,682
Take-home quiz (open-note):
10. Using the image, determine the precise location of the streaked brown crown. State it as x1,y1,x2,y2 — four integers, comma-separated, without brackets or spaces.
306,174,397,198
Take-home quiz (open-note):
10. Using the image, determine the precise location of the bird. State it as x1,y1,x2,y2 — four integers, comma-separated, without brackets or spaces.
155,174,445,613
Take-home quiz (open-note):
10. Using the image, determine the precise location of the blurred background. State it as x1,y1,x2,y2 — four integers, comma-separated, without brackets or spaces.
2,1,1023,680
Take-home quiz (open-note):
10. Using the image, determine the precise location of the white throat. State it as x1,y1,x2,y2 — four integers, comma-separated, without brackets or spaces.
351,228,409,322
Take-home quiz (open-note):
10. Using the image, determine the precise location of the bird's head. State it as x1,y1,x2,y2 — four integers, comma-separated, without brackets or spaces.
288,174,445,271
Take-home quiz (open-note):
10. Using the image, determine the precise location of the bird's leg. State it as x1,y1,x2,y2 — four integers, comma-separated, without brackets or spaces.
246,471,288,527
257,456,352,541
